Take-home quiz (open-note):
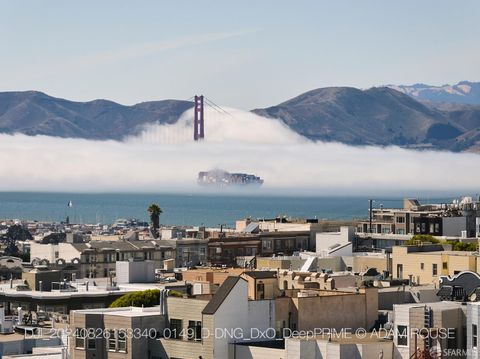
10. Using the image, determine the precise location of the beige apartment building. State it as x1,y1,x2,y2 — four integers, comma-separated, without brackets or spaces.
276,287,378,333
393,301,467,359
181,267,244,285
240,270,279,300
70,306,165,359
392,245,478,285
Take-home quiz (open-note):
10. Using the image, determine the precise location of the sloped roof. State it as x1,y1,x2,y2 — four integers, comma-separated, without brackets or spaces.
243,222,260,234
202,276,244,315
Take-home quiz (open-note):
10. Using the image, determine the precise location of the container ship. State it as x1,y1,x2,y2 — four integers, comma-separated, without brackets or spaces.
198,169,264,187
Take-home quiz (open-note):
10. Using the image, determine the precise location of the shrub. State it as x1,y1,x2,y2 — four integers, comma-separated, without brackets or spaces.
405,234,440,245
109,289,184,308
447,241,478,251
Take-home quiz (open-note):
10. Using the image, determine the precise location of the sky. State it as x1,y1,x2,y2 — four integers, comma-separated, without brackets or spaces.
1,0,480,109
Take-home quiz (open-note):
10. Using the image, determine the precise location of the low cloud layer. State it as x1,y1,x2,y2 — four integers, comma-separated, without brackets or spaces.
1,107,479,195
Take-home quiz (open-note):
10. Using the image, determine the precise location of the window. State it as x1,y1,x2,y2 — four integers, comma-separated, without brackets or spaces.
257,282,265,300
188,321,202,341
397,264,403,279
432,264,438,276
396,217,405,223
473,324,478,348
106,329,126,352
117,330,126,352
107,330,116,351
262,240,272,250
75,328,85,349
443,262,448,270
170,319,183,339
397,325,408,346
420,263,424,270
87,335,96,350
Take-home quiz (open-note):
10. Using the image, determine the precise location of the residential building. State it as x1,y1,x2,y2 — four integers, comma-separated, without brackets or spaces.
181,267,244,285
0,277,187,317
240,270,279,300
357,197,479,238
316,226,355,252
392,245,477,285
256,255,307,271
275,287,378,333
468,302,480,359
162,238,208,267
30,240,175,278
259,231,310,256
208,235,261,266
353,252,390,274
230,335,393,359
69,306,165,359
68,276,276,359
393,301,467,359
278,270,355,291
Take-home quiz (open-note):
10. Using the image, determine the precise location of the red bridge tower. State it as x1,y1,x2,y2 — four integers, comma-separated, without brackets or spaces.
194,95,205,141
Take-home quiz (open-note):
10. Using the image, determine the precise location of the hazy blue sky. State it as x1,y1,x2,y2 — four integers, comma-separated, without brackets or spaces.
1,1,479,109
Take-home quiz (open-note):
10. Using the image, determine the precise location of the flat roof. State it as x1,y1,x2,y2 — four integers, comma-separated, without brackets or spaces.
288,333,392,344
410,250,477,256
0,333,26,343
393,301,464,310
0,281,185,299
72,306,164,317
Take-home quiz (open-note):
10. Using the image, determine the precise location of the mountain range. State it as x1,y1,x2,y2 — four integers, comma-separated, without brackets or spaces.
1,81,480,152
0,91,192,140
388,81,480,105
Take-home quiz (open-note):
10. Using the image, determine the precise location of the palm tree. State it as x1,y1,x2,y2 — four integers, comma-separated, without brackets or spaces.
147,203,163,238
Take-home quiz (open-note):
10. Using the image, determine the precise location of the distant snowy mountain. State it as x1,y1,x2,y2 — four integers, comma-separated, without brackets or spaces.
389,81,480,105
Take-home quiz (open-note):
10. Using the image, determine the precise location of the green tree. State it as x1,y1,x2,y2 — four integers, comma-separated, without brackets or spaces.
147,203,163,238
109,289,183,308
